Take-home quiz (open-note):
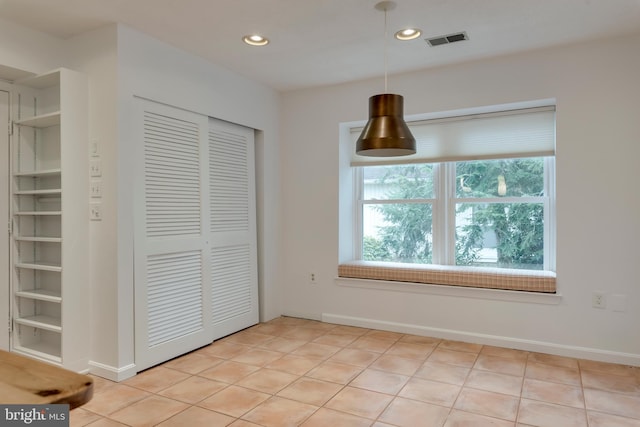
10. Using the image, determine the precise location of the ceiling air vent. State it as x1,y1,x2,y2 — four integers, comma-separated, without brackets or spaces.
426,31,469,47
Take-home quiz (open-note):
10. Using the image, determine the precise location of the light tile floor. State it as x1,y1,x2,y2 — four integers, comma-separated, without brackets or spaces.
72,316,640,427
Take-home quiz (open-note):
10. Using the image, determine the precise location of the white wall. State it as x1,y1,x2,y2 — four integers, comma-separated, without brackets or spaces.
64,25,122,378
0,18,64,76
280,33,640,366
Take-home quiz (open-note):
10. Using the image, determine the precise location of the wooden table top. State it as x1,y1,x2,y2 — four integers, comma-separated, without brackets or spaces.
0,350,93,409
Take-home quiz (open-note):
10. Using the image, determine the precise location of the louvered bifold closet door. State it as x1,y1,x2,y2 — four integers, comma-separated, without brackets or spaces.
134,100,212,371
208,118,258,339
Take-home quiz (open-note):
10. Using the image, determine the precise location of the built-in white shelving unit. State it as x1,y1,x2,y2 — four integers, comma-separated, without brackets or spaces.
10,68,89,371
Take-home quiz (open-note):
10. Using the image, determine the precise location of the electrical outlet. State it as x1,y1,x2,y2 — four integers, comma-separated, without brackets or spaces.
89,203,102,221
592,292,606,309
310,272,317,284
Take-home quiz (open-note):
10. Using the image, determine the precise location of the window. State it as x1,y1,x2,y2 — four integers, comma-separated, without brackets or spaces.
358,157,554,270
343,103,556,287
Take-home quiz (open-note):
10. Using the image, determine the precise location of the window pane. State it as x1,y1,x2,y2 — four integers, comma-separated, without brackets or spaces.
363,164,434,200
455,203,544,270
456,158,544,198
363,203,432,264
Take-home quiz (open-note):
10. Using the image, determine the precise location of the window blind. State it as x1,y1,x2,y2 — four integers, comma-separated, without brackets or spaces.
350,105,556,166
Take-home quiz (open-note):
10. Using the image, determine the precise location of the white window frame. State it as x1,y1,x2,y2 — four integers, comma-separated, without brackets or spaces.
353,142,555,273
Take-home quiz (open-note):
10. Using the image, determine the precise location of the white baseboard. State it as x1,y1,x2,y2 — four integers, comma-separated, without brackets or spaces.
282,310,323,322
88,360,137,382
322,313,640,367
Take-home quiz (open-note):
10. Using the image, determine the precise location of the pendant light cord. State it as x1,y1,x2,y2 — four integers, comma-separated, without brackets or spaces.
384,6,388,93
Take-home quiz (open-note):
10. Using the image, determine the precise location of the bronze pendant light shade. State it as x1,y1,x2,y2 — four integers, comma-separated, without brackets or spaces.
356,1,416,157
356,93,416,157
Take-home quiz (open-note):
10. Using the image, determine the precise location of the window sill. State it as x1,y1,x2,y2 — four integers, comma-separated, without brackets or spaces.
335,276,562,305
337,261,559,304
339,261,556,292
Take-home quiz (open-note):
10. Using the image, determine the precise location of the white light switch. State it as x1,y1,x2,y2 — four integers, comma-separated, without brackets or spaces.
90,159,102,177
90,181,102,198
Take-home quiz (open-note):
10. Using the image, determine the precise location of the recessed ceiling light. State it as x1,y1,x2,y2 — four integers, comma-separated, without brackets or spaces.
394,28,422,41
243,34,269,46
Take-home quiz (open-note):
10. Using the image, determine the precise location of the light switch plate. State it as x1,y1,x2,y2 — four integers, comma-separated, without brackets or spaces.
89,203,102,221
90,159,102,177
90,181,102,198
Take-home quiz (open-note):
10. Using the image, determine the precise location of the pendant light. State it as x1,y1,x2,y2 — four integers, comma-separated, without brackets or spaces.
356,0,416,157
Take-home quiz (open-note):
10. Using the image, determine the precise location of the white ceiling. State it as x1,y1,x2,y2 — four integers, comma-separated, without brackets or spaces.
1,0,640,91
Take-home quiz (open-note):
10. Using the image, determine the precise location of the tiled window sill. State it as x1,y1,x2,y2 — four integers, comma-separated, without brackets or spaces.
337,261,560,305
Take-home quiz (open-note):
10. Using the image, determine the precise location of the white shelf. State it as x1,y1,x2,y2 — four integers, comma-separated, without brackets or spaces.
16,69,60,90
15,111,61,128
15,211,62,216
14,168,61,177
14,189,62,196
13,344,62,364
13,236,62,243
15,262,62,272
15,315,62,333
15,289,62,303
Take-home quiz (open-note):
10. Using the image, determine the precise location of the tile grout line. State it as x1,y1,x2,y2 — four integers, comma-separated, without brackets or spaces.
578,359,592,427
514,354,527,426
440,340,478,426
